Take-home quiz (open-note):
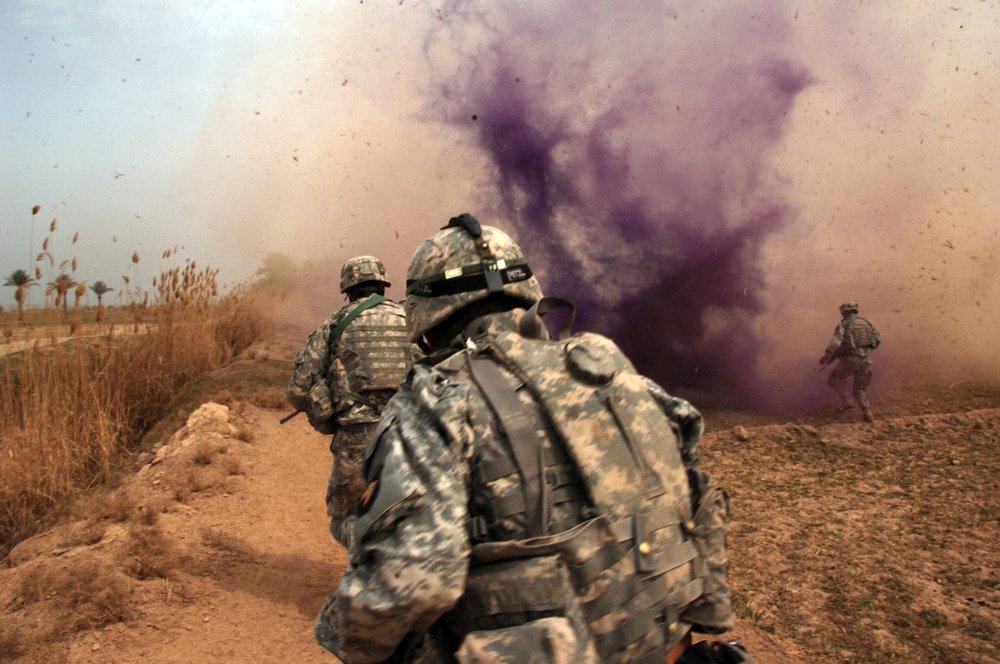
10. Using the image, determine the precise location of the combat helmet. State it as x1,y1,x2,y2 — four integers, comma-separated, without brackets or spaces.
404,213,543,343
340,255,391,294
839,301,859,316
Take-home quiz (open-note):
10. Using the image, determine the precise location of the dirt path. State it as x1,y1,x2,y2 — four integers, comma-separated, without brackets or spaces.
62,406,347,664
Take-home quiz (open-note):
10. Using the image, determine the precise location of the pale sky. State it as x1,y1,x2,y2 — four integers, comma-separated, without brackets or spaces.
3,0,998,404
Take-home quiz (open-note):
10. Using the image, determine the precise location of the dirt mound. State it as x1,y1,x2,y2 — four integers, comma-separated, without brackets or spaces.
0,400,345,663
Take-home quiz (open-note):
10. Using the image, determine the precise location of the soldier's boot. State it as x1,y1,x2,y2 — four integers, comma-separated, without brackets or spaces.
862,408,875,423
835,403,854,414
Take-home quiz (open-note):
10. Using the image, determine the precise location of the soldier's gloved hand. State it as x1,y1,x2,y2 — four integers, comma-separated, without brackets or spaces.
819,355,830,366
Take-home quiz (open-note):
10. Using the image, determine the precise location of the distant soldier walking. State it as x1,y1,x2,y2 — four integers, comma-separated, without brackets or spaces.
286,256,413,549
819,302,881,422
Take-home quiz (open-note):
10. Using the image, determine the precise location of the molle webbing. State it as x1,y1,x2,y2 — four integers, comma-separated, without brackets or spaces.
329,294,387,343
489,332,691,519
568,516,703,661
338,300,410,393
846,316,877,348
471,437,587,541
478,331,702,660
469,356,549,537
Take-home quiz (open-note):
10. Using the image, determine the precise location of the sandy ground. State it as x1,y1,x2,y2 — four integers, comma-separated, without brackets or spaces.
0,333,796,664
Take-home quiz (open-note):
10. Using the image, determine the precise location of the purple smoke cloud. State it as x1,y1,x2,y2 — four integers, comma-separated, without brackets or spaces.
430,2,813,408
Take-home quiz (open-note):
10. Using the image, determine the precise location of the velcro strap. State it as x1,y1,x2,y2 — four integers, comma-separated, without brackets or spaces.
570,539,628,588
477,447,566,483
583,574,645,623
488,485,586,521
611,506,684,543
594,604,661,657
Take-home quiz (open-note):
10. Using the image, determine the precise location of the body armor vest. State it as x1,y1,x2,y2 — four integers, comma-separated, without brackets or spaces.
842,316,878,354
442,325,732,663
336,301,411,393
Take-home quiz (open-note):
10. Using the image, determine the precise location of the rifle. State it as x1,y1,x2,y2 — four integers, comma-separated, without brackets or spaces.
279,410,302,424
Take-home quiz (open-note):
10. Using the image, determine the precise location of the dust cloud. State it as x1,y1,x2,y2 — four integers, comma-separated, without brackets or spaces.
185,1,999,411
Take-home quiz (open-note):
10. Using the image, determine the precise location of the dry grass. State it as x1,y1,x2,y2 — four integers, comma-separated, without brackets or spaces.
120,522,178,580
19,557,133,630
0,277,272,557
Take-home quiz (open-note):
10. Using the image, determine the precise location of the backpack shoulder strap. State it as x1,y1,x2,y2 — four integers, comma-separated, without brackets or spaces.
468,354,548,537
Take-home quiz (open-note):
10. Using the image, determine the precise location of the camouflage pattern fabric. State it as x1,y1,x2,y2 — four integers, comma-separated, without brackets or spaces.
823,315,880,360
287,296,412,548
823,314,880,410
829,354,873,409
286,296,410,432
317,309,731,663
326,419,382,549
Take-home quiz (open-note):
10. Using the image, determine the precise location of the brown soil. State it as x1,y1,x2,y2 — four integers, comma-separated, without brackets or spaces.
0,331,996,663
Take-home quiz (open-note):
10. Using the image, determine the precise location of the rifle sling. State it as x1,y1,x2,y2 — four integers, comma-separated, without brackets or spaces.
329,294,388,346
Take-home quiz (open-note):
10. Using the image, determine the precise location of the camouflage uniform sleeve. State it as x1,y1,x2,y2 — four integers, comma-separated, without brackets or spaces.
642,377,704,467
285,319,335,412
824,321,846,359
326,364,472,663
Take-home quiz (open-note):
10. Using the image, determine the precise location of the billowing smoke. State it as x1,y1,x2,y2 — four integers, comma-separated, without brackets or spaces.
186,1,1000,413
427,1,812,407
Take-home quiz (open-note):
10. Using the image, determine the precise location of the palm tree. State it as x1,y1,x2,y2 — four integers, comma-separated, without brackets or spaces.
4,268,36,321
90,280,112,307
47,272,77,319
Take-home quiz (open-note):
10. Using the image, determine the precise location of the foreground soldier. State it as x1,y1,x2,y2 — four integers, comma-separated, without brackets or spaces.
287,256,412,548
819,301,881,422
315,215,750,663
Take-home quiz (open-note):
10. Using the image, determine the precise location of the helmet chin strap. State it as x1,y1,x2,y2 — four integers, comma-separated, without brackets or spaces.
444,213,504,294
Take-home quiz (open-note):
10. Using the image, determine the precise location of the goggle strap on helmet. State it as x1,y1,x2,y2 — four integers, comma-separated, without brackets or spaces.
405,257,533,297
442,213,505,295
442,212,483,237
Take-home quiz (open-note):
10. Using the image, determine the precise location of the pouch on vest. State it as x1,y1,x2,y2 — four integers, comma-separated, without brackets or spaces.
682,469,734,632
306,381,337,435
480,298,734,650
445,554,598,663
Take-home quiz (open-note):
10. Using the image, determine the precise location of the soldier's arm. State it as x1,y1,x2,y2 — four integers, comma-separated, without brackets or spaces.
285,320,336,412
325,375,471,663
823,322,846,359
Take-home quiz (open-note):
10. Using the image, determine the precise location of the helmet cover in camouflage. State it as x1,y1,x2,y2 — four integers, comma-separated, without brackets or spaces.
404,214,543,342
839,301,859,316
340,255,391,294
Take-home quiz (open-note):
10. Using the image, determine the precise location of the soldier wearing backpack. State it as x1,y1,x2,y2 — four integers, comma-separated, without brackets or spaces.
287,255,414,549
315,216,750,663
819,301,882,422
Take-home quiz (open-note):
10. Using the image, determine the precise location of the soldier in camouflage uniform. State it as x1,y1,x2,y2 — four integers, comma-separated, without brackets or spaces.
287,256,412,549
315,215,750,664
819,302,881,423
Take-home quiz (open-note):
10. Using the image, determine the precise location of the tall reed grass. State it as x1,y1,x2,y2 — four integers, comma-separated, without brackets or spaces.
0,271,270,555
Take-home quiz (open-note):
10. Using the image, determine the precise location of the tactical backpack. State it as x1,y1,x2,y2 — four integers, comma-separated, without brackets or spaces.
442,299,733,664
